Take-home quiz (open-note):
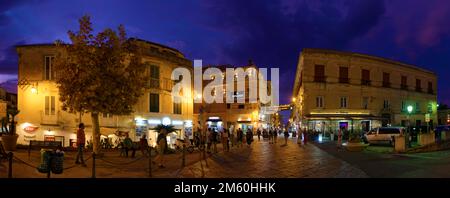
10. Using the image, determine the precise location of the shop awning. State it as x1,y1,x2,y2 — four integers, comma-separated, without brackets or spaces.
304,114,388,120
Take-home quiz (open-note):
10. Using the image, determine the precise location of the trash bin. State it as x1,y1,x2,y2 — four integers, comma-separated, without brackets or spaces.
51,150,64,174
37,149,52,173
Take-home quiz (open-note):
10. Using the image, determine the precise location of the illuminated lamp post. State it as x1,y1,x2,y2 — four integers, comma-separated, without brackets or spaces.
407,105,413,145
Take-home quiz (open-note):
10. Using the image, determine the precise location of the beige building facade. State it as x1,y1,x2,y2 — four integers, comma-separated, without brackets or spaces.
16,39,193,148
193,64,272,135
291,49,438,134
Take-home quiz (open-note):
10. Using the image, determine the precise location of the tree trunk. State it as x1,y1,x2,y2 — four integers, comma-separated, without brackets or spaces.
91,112,101,154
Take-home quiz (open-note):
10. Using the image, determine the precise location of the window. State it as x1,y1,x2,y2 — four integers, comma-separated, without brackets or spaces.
44,96,56,115
416,79,421,92
362,97,369,109
428,82,433,94
401,76,408,89
416,102,420,113
227,104,231,109
102,113,112,118
44,56,55,80
427,103,433,113
382,72,390,87
149,65,160,89
383,100,390,109
238,104,245,109
173,100,182,114
361,69,370,85
339,67,349,83
316,96,324,108
149,93,159,112
314,65,325,82
402,101,406,111
340,97,348,108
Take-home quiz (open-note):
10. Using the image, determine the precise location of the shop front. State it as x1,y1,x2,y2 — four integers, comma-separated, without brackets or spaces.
135,117,192,149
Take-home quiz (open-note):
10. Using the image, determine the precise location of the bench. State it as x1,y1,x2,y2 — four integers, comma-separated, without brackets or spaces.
28,140,62,158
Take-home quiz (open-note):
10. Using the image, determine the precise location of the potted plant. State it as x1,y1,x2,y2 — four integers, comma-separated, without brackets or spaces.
1,108,20,151
344,130,368,152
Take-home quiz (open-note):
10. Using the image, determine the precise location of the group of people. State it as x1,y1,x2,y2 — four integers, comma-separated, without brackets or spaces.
75,123,167,168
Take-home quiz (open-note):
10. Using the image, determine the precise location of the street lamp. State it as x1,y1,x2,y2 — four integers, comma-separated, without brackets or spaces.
406,105,413,147
292,97,296,102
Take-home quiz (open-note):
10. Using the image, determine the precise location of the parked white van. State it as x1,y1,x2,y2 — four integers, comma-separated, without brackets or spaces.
364,127,405,146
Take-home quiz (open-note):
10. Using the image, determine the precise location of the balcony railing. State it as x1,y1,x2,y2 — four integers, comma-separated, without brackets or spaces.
361,80,371,86
339,78,349,83
147,78,174,91
40,110,60,125
382,82,391,88
314,76,326,83
415,87,422,92
401,84,408,90
428,89,434,94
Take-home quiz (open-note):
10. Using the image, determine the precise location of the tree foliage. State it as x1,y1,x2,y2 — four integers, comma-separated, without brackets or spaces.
54,15,149,115
53,15,149,153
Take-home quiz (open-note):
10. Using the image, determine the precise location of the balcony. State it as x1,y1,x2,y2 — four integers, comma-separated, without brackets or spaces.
415,87,422,92
314,76,326,83
401,84,408,90
339,78,349,84
147,77,174,91
361,80,371,86
382,82,391,88
40,110,61,126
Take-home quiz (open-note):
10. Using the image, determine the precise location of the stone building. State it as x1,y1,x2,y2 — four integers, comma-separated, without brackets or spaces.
291,48,438,134
16,38,193,148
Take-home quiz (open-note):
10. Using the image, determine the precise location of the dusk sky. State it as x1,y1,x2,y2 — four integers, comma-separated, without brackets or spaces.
1,0,449,107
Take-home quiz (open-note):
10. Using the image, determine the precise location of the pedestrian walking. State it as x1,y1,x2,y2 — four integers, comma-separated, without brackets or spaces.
284,129,289,145
246,130,253,147
140,134,149,156
153,128,167,168
257,129,261,141
222,129,229,152
274,128,278,143
337,128,342,149
123,134,135,157
75,123,87,166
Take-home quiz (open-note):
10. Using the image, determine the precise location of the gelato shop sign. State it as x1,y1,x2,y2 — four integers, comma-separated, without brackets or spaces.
22,123,39,133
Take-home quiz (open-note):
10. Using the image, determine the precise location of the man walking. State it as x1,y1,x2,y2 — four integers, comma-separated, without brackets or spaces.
75,123,87,166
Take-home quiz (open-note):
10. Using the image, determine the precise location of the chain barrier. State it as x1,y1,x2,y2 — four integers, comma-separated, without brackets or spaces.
98,156,146,166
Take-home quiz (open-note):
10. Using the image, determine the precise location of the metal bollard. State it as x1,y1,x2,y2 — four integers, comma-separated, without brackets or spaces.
148,146,152,178
8,152,13,178
47,156,51,178
182,144,186,167
92,153,96,178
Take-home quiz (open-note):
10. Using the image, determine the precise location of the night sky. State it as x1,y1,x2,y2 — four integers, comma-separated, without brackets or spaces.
1,0,449,108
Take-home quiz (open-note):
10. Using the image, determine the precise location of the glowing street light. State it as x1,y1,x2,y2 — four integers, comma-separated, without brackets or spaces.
292,97,296,102
31,86,38,94
407,105,413,114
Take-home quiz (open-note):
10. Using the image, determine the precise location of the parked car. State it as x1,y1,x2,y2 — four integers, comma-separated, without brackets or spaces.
364,127,405,146
435,125,450,133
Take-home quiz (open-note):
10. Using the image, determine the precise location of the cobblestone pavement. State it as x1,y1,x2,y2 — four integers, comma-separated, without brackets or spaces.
313,140,450,177
176,137,368,178
1,137,368,178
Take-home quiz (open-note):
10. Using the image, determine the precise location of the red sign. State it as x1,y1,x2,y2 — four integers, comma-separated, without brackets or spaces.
23,125,39,133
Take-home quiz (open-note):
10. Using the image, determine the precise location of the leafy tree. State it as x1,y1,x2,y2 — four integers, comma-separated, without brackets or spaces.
152,124,177,133
54,15,149,153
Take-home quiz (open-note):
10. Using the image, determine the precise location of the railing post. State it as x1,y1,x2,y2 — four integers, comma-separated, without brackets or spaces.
148,146,152,178
92,152,96,178
47,155,51,178
8,152,13,178
182,144,186,167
